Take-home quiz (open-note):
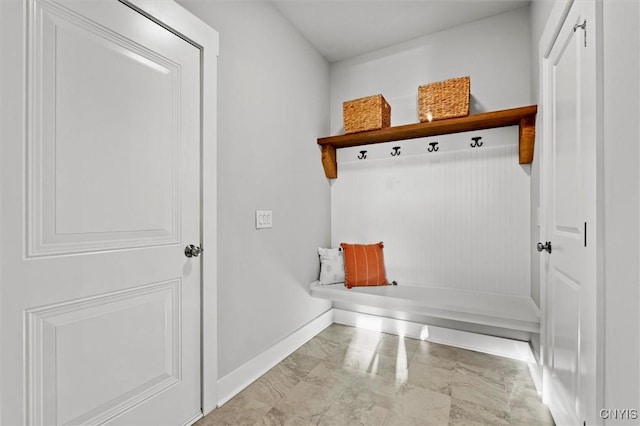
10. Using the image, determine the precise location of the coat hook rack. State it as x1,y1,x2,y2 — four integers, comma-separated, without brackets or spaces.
357,150,367,160
391,146,401,156
470,136,483,148
317,105,537,179
428,142,439,152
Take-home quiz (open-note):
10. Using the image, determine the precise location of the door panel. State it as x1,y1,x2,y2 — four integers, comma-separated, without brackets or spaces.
26,280,181,425
2,0,202,425
553,34,581,234
551,270,580,411
33,0,183,255
549,18,583,417
543,1,597,424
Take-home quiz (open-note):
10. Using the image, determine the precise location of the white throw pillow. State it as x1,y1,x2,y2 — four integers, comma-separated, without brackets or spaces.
318,247,345,285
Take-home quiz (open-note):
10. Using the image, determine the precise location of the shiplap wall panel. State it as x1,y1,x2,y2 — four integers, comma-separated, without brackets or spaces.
331,127,530,296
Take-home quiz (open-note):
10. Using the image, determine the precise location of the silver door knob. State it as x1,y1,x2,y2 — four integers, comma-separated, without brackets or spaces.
537,241,552,254
184,244,202,258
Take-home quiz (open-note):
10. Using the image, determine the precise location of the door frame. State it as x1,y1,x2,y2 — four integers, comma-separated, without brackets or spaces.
0,0,220,418
537,0,604,423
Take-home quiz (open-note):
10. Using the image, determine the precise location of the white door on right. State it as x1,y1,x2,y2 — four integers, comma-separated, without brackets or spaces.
542,1,598,425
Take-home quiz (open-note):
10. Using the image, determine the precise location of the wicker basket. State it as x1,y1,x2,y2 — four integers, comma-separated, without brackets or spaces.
418,76,470,122
343,94,391,134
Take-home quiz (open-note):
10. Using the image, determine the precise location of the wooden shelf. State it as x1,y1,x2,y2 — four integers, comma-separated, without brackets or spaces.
317,105,537,179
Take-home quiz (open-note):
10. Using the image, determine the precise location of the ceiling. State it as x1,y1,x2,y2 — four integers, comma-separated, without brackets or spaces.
271,0,531,63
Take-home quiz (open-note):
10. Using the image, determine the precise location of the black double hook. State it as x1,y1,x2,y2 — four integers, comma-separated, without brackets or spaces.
357,150,367,160
470,136,483,148
391,146,401,156
428,142,439,153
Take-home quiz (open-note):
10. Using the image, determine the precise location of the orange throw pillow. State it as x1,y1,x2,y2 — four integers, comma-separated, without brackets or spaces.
340,242,388,289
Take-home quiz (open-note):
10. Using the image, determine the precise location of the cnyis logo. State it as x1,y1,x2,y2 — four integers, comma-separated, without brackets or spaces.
599,409,639,420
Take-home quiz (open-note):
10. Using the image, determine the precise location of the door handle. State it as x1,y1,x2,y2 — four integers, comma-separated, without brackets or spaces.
537,241,552,254
184,244,203,258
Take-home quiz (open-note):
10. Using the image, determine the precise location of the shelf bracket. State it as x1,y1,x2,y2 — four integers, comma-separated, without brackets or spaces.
519,115,536,164
321,145,337,179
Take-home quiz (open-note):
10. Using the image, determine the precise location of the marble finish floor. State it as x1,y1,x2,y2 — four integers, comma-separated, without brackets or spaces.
197,324,554,426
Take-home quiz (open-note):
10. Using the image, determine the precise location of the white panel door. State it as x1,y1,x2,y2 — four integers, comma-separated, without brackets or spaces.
1,0,202,425
542,1,597,425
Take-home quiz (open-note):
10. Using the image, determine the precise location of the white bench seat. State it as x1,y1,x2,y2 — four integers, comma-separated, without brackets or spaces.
310,281,540,334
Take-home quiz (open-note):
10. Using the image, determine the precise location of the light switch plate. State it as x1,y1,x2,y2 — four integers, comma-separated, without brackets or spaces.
256,210,272,229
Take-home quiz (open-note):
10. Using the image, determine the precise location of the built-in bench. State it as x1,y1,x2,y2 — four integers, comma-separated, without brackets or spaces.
309,281,540,335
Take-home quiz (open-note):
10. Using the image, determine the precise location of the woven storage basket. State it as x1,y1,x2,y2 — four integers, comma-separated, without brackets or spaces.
343,94,391,134
418,76,470,122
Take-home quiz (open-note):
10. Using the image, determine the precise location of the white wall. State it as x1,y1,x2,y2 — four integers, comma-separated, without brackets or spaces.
602,0,640,419
176,0,332,379
330,7,532,133
329,8,532,297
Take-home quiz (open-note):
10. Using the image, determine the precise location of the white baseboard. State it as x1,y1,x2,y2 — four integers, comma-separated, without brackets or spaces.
528,357,543,396
183,411,203,426
216,309,334,406
333,309,535,363
215,308,538,409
